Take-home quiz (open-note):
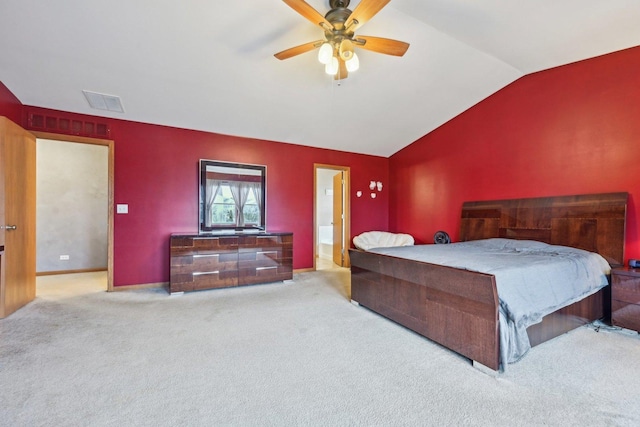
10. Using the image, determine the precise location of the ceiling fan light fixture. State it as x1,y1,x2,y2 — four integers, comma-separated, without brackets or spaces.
318,42,334,65
339,39,354,61
345,52,359,72
325,56,339,75
277,0,409,79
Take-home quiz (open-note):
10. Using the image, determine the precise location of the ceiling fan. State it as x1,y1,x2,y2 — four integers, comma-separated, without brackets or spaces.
274,0,409,80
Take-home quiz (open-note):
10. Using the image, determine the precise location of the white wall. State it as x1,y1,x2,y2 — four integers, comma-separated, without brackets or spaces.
316,169,338,260
36,139,108,272
316,169,336,229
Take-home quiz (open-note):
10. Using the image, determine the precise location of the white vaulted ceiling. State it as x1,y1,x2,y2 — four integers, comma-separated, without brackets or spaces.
1,1,639,157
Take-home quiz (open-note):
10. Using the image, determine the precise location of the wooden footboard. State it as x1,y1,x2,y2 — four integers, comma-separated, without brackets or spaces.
527,286,607,346
350,249,608,372
349,249,501,371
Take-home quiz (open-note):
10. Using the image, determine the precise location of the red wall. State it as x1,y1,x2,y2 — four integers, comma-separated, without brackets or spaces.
390,46,640,263
0,82,23,124
27,107,389,286
0,83,389,286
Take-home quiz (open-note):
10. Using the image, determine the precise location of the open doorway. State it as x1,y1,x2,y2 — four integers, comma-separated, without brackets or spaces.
33,132,114,291
314,164,350,270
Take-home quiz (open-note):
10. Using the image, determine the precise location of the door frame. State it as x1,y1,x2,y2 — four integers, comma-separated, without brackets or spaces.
313,164,351,270
32,131,114,291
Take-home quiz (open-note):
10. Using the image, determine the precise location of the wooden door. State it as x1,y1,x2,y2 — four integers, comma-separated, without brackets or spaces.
0,117,36,318
332,171,344,267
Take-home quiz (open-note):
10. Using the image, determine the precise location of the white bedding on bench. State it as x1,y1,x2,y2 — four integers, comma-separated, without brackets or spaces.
353,231,414,251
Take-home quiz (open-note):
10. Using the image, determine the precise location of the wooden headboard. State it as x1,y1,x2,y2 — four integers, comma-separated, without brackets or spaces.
460,192,628,267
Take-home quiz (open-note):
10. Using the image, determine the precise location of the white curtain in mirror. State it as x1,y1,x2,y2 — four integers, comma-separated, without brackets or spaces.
248,182,262,224
229,182,250,226
205,179,222,227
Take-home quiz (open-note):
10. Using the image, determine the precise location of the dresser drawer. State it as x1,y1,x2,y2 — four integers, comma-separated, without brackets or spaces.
239,264,293,285
238,248,281,266
170,236,239,256
171,252,238,271
171,269,238,292
611,267,640,332
612,299,640,332
238,234,292,249
191,270,238,291
612,273,640,305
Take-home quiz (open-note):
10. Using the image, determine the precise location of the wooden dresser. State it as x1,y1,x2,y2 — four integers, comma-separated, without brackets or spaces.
170,232,293,293
611,267,640,332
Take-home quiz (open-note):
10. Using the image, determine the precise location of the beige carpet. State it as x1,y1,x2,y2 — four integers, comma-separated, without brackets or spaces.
1,270,639,426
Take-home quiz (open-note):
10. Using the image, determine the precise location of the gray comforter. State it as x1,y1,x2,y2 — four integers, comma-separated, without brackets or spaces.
368,238,610,367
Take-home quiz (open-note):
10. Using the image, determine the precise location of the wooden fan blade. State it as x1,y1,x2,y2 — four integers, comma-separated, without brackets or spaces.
335,58,349,80
274,40,323,60
283,0,333,30
345,0,390,32
355,36,409,56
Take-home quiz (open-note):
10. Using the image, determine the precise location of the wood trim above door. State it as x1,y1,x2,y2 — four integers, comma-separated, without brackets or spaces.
31,131,115,292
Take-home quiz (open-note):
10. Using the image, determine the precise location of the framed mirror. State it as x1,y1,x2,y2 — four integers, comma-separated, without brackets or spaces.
199,159,266,233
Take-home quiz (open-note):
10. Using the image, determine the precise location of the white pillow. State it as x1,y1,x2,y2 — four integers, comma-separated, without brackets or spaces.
353,231,414,251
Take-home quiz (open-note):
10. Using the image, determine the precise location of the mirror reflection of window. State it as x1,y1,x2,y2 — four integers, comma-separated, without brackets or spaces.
200,160,266,232
210,182,261,226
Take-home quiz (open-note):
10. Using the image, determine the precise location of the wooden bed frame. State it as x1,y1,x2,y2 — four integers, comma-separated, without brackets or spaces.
349,193,628,371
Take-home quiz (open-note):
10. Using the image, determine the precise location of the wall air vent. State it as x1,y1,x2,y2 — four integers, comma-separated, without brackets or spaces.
82,90,125,113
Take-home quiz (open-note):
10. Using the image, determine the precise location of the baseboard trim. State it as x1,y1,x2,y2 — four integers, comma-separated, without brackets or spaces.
37,268,107,276
39,269,317,290
111,282,168,292
104,272,314,291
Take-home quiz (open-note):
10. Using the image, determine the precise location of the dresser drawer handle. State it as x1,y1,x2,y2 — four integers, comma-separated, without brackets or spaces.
257,251,278,255
256,266,277,271
193,254,220,259
193,237,220,240
193,271,220,276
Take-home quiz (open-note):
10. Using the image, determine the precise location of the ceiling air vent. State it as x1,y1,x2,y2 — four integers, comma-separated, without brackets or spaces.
82,90,125,113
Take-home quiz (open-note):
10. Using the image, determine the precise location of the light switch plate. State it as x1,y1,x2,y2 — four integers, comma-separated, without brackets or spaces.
116,204,128,214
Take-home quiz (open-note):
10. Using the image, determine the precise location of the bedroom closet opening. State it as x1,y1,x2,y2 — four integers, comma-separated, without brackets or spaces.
314,164,350,270
34,132,114,291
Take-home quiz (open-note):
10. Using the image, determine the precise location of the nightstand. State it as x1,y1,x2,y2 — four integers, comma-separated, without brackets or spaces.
611,267,640,333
